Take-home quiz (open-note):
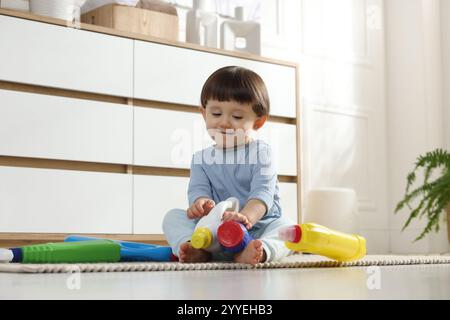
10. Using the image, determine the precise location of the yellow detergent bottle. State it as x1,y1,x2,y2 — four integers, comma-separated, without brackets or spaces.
278,223,366,262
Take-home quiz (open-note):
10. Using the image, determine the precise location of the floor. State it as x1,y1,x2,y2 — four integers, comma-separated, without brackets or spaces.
1,264,449,299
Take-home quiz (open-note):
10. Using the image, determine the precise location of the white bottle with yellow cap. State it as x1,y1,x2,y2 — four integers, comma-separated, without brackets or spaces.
191,197,239,253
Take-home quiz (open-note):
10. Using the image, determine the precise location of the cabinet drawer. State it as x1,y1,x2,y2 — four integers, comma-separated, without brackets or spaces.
278,182,299,223
257,122,298,176
134,41,297,118
134,107,297,175
134,107,212,168
0,166,132,233
134,175,190,234
0,89,133,164
0,15,133,97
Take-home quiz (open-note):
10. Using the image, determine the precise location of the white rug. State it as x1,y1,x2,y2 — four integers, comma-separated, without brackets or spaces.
0,254,449,273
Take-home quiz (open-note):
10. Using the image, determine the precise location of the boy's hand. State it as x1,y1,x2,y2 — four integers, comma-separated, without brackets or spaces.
187,198,215,219
222,211,252,230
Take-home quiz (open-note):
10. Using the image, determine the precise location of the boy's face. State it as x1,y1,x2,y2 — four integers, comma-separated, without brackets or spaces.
201,100,266,148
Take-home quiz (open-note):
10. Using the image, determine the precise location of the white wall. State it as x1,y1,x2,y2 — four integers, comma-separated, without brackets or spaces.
298,0,389,253
260,0,301,62
269,0,449,254
385,0,449,253
442,0,450,151
256,0,390,254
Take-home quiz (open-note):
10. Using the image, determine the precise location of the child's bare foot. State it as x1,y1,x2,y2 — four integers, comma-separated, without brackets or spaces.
233,240,266,265
179,242,212,263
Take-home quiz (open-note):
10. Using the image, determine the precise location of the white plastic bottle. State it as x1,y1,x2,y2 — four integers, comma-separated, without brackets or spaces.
220,6,261,55
186,0,218,48
191,197,239,253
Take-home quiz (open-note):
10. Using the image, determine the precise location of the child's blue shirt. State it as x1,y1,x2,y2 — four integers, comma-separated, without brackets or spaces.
188,139,282,236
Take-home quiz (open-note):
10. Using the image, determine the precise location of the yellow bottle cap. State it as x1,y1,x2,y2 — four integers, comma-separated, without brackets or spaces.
191,228,212,249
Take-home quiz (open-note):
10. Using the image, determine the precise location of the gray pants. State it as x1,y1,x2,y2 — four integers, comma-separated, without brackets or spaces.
162,208,294,262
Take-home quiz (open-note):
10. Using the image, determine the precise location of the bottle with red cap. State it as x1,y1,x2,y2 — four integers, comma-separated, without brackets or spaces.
217,220,253,253
191,197,240,253
278,223,366,262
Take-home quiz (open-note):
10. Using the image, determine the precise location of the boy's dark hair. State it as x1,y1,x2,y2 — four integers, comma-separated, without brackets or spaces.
200,66,270,117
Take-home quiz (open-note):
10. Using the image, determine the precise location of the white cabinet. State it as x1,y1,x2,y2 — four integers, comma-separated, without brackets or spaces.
134,107,212,168
0,12,300,238
134,41,297,118
0,15,133,97
0,166,133,233
258,122,298,176
278,182,298,223
134,175,190,234
0,89,133,164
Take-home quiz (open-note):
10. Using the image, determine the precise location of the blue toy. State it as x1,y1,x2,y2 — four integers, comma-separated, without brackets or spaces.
64,235,177,262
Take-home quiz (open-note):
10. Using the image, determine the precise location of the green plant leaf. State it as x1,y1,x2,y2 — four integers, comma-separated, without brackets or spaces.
395,149,450,241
